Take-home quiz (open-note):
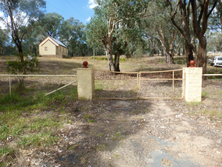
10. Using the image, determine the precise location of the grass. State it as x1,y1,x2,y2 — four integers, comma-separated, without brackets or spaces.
0,147,15,158
0,85,78,164
201,110,222,120
0,146,15,167
18,132,58,148
189,109,222,121
83,114,96,123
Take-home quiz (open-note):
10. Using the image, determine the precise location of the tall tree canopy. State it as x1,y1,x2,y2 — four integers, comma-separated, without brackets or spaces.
86,0,149,71
0,0,46,76
168,0,218,73
0,0,46,54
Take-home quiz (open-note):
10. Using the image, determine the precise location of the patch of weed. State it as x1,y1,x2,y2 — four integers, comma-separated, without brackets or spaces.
0,124,10,140
220,90,222,98
96,145,106,152
88,120,95,123
185,102,202,107
95,80,103,91
19,132,58,148
80,156,87,164
202,91,209,98
68,143,80,150
83,113,96,123
97,132,105,138
111,131,123,141
111,154,120,159
201,110,222,120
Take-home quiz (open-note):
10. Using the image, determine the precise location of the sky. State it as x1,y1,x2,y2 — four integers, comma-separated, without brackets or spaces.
0,0,98,28
45,0,98,24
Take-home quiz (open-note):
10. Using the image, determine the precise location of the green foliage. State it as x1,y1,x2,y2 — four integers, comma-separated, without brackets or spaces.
0,28,9,55
85,15,107,49
207,32,222,52
60,17,89,57
38,12,64,38
6,52,39,75
0,0,46,58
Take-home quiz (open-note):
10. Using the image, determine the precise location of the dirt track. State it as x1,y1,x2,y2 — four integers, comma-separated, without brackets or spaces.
19,98,222,167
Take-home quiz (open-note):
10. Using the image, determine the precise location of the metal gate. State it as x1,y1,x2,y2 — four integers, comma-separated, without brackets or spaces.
94,69,183,100
139,69,183,99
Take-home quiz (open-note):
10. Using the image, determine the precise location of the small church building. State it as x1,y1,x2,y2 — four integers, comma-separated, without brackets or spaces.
39,36,68,58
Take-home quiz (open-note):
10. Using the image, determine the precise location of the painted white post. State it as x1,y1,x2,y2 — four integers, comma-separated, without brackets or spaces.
183,67,202,102
77,66,95,100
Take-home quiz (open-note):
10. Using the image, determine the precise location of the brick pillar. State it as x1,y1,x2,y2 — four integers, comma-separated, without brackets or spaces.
183,67,202,102
77,68,95,100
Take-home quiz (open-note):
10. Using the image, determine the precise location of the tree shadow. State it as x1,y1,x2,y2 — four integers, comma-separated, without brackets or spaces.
52,97,152,167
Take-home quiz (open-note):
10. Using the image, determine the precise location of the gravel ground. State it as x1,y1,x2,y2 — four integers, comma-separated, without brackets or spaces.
15,95,222,167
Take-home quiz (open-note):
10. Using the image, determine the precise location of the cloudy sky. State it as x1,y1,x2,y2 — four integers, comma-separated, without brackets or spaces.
0,0,98,28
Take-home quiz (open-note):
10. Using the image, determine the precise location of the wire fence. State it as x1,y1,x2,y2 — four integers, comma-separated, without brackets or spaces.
0,74,77,96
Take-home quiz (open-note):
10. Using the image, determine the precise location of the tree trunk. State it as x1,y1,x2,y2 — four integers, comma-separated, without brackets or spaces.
196,36,207,74
183,46,185,56
185,41,194,67
169,53,174,64
150,39,155,57
114,51,120,72
106,40,114,71
169,46,175,64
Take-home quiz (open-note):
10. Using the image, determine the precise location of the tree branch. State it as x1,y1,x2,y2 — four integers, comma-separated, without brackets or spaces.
207,0,218,18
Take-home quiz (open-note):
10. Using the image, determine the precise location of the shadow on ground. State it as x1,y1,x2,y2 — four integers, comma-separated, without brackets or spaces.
41,98,153,167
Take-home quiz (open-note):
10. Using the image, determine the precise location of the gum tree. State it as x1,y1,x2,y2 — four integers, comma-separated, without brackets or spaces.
168,0,218,73
87,0,149,71
0,0,46,77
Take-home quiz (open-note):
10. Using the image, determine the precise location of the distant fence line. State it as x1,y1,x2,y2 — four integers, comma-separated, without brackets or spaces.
0,74,77,96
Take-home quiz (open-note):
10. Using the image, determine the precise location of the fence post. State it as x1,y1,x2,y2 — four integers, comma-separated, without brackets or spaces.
183,67,202,102
77,62,95,100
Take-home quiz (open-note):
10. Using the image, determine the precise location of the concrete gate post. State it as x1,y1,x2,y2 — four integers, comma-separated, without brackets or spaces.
183,67,203,102
77,62,95,100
